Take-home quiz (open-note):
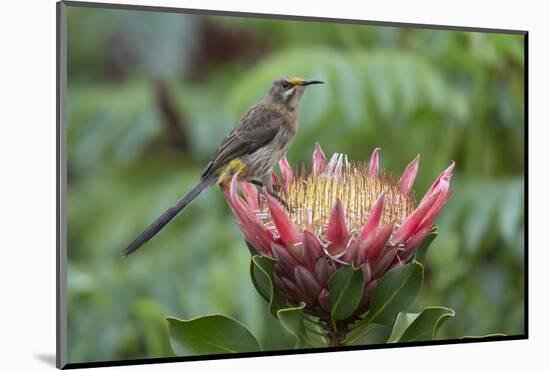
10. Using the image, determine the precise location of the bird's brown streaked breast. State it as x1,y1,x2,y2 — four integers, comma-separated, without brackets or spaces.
240,117,297,181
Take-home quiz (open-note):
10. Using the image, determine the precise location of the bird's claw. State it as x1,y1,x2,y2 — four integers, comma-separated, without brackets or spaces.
267,189,291,211
250,180,291,212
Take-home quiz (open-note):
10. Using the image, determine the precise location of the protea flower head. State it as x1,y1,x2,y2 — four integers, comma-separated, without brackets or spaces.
223,144,453,325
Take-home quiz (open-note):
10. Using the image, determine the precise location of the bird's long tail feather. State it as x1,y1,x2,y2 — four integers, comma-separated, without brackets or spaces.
121,174,218,257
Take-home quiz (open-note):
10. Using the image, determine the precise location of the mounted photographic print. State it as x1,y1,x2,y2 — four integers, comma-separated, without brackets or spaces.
56,1,527,368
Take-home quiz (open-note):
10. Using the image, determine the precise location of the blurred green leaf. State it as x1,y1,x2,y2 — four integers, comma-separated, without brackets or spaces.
367,261,424,325
228,48,470,127
167,315,262,355
499,179,524,244
133,300,175,357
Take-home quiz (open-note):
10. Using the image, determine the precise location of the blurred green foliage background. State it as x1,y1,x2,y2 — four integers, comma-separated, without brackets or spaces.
66,5,525,363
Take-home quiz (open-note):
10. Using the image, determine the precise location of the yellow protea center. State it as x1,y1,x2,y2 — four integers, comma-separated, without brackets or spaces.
258,155,416,239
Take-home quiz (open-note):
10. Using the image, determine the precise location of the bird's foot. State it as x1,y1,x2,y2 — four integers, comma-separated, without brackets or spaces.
267,189,290,211
250,180,291,211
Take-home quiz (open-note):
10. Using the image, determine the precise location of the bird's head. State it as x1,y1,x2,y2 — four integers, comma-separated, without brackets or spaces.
266,76,324,109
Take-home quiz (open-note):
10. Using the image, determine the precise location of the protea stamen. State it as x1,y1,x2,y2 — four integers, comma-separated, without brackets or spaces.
257,152,417,243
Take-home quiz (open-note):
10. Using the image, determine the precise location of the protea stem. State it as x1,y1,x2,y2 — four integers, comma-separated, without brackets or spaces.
326,321,349,347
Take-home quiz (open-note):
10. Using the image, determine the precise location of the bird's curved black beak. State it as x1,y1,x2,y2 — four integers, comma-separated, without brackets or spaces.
301,79,324,86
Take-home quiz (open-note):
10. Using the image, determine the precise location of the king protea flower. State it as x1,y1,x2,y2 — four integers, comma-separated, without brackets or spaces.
222,144,453,326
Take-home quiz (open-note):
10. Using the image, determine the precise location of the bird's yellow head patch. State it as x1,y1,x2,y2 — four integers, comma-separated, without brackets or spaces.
287,76,306,86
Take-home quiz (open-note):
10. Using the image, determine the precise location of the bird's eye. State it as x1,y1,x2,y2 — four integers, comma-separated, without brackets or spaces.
281,81,290,89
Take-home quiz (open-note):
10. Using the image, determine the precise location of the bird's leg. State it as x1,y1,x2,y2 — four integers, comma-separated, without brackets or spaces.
251,177,290,211
249,179,263,187
249,179,266,206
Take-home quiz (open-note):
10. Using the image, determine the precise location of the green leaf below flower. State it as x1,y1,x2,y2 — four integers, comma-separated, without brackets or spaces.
166,315,262,356
388,306,455,343
246,240,259,256
328,265,365,322
367,260,424,325
414,229,438,262
460,333,507,339
344,319,379,345
387,312,420,343
250,255,285,316
250,255,273,302
276,302,310,349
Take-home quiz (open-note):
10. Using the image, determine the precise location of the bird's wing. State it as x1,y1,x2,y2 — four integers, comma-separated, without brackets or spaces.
201,107,283,179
